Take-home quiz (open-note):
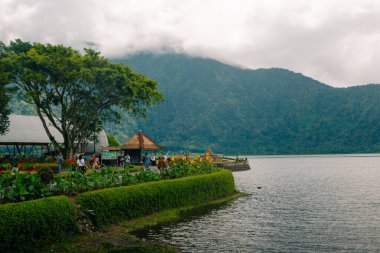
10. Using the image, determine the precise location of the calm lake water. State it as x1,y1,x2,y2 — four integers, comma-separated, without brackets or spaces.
138,155,380,252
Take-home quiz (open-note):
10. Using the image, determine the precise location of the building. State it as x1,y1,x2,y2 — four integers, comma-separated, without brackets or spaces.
0,114,108,155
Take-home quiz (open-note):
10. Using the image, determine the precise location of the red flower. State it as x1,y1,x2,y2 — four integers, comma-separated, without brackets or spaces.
17,163,23,169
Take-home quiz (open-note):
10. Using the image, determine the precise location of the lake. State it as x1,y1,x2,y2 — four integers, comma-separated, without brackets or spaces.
138,155,380,252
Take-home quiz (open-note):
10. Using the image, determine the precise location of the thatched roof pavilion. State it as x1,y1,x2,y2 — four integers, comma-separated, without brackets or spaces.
120,130,164,151
101,130,163,164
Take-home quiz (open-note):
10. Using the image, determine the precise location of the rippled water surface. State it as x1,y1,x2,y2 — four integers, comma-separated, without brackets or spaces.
141,155,380,252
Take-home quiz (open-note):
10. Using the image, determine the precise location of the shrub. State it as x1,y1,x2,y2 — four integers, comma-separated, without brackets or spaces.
0,196,77,251
76,169,235,227
135,170,161,182
37,167,55,184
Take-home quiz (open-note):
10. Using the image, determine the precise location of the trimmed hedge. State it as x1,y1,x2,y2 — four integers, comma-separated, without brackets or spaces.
0,195,77,251
76,169,235,227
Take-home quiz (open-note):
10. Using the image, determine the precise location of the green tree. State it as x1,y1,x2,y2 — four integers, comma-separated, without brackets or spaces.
0,42,13,135
107,134,120,147
0,40,163,158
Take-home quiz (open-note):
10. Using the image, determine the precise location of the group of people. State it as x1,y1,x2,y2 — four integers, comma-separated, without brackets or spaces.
75,154,101,173
141,153,169,169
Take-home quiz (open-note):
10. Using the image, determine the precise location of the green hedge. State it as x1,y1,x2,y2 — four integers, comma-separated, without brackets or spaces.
76,169,235,227
0,195,77,251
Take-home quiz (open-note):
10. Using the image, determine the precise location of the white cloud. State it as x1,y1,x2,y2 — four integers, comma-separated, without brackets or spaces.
1,0,380,87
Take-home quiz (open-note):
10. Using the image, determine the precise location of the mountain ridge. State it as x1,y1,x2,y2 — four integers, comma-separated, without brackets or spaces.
113,54,380,154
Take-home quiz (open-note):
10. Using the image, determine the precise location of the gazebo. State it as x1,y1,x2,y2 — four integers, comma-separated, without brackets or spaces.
119,130,164,164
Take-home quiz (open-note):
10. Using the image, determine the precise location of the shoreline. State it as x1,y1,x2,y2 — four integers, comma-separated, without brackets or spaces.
36,191,247,253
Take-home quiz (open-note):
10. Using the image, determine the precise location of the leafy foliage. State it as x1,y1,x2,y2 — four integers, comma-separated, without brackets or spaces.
37,167,55,184
0,40,163,158
0,171,52,202
107,134,120,147
0,42,13,135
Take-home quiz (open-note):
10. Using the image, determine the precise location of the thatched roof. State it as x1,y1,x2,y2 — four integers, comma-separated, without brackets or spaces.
120,130,163,151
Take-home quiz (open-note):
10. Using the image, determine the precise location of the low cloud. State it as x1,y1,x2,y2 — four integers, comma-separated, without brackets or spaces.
1,0,380,87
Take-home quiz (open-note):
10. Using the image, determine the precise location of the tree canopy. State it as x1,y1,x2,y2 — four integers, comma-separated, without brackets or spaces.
107,134,120,147
0,42,13,135
0,40,163,158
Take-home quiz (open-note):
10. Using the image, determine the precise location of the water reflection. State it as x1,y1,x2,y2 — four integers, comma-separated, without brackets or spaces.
138,156,380,252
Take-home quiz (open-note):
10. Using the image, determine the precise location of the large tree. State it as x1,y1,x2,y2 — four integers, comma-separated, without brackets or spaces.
0,42,13,135
0,39,163,158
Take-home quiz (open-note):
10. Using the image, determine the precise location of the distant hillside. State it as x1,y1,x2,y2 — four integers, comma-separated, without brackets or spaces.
9,53,380,155
115,54,380,154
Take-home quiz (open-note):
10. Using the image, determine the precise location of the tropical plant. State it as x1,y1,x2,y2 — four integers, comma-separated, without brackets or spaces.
0,171,52,203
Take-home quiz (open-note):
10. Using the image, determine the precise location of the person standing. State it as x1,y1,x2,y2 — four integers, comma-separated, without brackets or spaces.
144,152,149,169
119,155,125,168
77,154,86,173
56,152,63,173
151,154,156,166
125,153,131,166
90,154,96,169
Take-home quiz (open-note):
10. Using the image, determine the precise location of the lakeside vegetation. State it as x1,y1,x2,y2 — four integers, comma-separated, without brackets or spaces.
0,169,236,252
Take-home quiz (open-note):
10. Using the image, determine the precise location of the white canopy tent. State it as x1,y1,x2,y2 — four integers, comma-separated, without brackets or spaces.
0,115,108,155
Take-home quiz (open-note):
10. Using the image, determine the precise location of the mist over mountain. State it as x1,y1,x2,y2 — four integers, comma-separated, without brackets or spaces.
115,54,380,155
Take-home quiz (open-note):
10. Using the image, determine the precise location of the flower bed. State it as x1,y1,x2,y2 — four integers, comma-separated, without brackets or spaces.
0,159,218,204
0,163,57,174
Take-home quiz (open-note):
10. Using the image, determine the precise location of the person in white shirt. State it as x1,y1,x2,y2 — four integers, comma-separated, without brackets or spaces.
125,154,131,165
77,154,86,173
151,154,156,166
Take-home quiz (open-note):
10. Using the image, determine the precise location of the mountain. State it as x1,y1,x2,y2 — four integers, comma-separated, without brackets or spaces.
9,53,380,155
115,54,380,155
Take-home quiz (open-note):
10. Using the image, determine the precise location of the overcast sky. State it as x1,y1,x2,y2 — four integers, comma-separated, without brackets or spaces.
1,0,380,87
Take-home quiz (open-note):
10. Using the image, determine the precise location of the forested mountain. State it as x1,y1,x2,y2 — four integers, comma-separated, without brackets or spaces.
116,54,380,155
9,53,380,155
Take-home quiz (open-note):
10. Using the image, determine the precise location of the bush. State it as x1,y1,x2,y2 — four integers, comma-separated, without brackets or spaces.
0,196,78,251
37,167,55,184
76,169,235,227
